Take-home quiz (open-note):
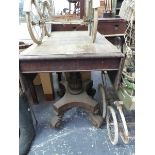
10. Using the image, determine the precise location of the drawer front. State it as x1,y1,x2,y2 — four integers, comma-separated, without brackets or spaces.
98,20,127,35
52,24,87,31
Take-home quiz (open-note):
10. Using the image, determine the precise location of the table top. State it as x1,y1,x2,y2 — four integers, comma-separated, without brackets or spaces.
20,31,123,60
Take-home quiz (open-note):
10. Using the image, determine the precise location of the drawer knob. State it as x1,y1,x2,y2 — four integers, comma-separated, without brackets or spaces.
114,25,119,30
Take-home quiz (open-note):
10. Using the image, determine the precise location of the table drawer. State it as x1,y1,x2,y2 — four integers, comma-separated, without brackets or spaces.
52,24,87,31
98,18,127,35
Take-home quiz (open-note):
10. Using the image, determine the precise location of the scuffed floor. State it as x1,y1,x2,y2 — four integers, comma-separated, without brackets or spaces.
28,71,135,155
29,104,134,155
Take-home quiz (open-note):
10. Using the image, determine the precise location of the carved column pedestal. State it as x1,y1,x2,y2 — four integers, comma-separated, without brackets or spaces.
51,72,103,128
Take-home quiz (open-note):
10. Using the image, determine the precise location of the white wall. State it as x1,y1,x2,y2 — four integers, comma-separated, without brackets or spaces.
53,0,69,14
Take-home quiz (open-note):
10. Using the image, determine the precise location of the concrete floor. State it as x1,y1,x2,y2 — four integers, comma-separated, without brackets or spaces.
28,71,135,155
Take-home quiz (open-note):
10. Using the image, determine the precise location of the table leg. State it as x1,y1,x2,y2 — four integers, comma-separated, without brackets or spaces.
19,73,38,104
114,57,125,90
